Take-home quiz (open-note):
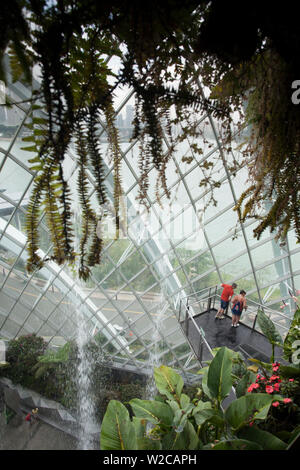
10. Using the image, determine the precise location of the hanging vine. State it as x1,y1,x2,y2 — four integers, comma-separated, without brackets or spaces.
1,1,299,280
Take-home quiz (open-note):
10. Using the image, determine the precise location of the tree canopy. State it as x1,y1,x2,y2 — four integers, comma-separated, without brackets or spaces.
1,1,300,279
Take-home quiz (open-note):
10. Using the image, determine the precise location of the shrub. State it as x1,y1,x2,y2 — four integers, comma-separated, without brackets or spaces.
100,347,300,450
2,334,47,388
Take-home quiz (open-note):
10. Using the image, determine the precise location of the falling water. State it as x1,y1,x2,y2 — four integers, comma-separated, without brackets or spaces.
146,256,171,399
76,311,95,450
76,307,98,450
146,296,169,399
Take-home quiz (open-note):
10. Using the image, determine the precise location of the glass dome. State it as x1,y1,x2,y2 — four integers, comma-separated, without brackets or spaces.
0,55,299,384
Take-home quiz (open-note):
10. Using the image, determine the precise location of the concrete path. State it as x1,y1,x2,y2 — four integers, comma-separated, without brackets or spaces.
0,414,79,450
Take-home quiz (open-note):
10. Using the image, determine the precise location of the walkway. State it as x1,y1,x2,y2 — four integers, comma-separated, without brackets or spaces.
0,414,78,450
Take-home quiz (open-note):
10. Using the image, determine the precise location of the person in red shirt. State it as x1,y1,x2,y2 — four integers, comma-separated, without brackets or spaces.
215,282,237,319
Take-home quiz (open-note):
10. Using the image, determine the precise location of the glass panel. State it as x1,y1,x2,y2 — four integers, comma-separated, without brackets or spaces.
202,180,234,221
91,253,115,284
23,313,44,332
184,251,215,280
291,251,300,273
119,249,146,282
219,253,251,280
189,270,220,294
17,282,41,307
233,273,257,299
288,230,299,251
1,318,23,338
212,235,246,265
243,223,272,248
0,291,16,314
38,322,57,338
8,302,29,326
0,235,23,267
0,155,32,195
128,269,157,293
204,208,239,245
256,263,284,287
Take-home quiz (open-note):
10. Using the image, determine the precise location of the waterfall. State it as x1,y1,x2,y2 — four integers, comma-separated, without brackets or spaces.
146,296,169,399
76,307,98,450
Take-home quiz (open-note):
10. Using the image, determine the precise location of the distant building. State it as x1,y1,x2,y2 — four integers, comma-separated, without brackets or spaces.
117,114,124,128
125,105,134,128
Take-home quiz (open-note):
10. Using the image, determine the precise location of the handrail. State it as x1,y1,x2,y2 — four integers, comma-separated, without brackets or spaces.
184,291,292,333
179,283,220,300
178,292,237,407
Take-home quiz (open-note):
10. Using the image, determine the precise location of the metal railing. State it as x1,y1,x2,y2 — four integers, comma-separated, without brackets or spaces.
176,283,295,369
179,284,292,335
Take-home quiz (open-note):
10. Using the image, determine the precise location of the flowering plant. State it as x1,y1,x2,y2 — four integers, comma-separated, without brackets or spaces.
246,361,300,435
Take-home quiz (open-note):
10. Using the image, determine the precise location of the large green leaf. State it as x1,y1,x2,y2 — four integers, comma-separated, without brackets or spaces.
197,366,213,399
132,417,161,450
257,310,283,344
238,426,287,450
212,439,262,450
235,370,256,398
161,421,201,450
129,399,174,426
225,393,278,431
100,400,137,450
192,400,212,415
207,347,233,403
154,365,184,402
277,364,300,378
193,408,225,428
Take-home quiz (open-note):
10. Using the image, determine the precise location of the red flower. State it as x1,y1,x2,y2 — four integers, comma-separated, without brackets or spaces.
248,383,260,392
272,401,280,407
249,421,254,427
283,398,292,404
266,385,274,394
289,379,295,382
274,383,280,392
270,375,280,382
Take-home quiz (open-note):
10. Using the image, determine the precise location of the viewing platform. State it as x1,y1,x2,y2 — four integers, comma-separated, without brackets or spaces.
178,286,288,366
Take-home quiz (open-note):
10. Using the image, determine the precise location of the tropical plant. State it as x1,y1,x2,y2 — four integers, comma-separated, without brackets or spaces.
31,341,72,379
256,309,283,363
1,333,47,387
283,309,300,364
100,346,299,450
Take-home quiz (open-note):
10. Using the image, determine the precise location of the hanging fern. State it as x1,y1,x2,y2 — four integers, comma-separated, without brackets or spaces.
1,1,299,280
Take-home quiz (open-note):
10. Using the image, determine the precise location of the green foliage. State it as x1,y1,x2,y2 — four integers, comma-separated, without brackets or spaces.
100,346,300,450
1,1,299,277
225,393,278,431
31,342,72,379
0,333,146,420
257,310,283,345
257,309,283,362
1,334,47,387
283,308,300,363
207,347,233,406
100,400,137,450
211,439,262,451
153,365,184,403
